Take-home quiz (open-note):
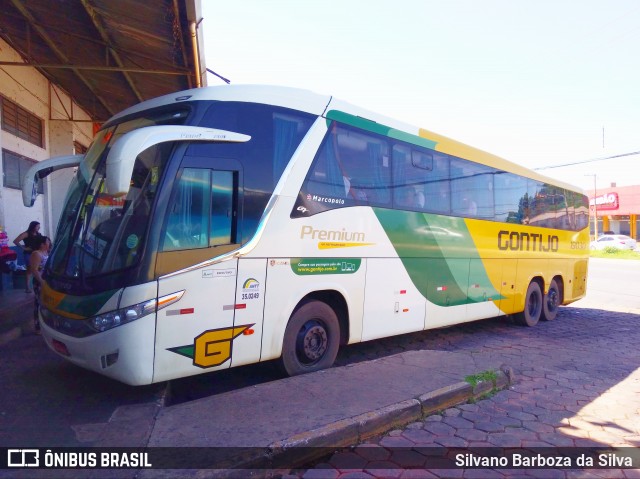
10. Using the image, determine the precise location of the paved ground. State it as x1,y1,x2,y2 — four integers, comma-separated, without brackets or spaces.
290,307,640,478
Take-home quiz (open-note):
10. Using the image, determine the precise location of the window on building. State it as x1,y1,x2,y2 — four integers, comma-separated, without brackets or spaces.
2,149,43,194
1,96,44,147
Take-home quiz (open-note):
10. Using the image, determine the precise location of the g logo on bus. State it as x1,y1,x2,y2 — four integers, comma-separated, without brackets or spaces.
167,324,254,368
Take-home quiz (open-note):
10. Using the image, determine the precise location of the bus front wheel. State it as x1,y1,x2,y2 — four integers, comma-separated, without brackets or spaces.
542,279,560,321
516,281,542,327
280,300,340,376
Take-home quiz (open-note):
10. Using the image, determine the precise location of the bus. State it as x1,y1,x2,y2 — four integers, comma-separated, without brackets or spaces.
23,85,590,386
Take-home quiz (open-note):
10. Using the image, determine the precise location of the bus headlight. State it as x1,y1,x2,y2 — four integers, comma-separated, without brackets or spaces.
88,299,157,332
87,290,185,333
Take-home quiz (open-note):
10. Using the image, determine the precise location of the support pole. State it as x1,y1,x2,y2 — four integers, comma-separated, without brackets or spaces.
190,21,202,88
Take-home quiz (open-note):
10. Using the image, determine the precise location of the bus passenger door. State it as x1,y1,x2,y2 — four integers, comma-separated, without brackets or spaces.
362,259,426,341
425,258,468,328
154,262,238,382
467,258,503,321
231,258,267,367
152,167,242,382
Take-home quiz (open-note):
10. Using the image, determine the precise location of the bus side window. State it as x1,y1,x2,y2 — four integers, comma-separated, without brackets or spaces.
494,172,528,224
450,158,495,219
305,126,346,200
575,193,590,230
161,169,236,251
210,171,236,246
301,122,390,210
527,179,547,227
392,145,431,210
423,153,450,214
163,168,210,251
339,130,390,206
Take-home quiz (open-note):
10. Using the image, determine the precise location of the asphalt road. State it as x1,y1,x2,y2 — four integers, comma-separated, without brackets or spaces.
1,257,638,453
572,257,640,313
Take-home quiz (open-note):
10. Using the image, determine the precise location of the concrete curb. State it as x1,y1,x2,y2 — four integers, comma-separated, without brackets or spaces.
210,365,515,472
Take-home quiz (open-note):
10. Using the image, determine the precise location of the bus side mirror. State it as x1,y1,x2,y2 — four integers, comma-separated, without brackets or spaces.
22,154,83,207
105,126,250,196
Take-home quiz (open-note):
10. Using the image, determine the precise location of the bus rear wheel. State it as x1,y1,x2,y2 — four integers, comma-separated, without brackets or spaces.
516,281,542,327
542,278,560,321
280,300,340,376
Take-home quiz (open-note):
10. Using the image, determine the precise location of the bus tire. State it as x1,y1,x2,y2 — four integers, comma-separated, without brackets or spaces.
516,281,542,327
542,278,560,321
280,300,340,376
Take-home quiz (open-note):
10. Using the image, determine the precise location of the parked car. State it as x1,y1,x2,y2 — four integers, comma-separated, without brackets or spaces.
590,234,637,251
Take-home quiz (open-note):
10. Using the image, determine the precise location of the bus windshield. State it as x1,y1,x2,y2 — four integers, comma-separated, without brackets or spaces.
49,110,188,279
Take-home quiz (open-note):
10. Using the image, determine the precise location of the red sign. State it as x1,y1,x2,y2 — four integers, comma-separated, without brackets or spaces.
590,192,619,211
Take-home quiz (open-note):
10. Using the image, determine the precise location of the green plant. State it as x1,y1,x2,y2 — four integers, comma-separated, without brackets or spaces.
465,369,498,388
590,249,640,260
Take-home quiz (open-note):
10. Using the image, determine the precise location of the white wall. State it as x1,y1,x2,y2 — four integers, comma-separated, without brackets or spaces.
0,37,93,243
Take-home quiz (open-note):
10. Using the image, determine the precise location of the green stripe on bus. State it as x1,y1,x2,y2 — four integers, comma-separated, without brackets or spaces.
326,110,438,150
373,208,502,306
167,345,195,359
57,289,120,317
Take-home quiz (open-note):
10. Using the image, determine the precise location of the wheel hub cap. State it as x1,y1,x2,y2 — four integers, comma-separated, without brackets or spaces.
299,323,328,363
548,290,558,310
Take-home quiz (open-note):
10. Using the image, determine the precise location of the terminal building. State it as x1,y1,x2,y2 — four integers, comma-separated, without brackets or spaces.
588,184,640,240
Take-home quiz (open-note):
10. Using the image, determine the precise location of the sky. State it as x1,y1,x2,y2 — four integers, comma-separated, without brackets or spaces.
201,0,640,192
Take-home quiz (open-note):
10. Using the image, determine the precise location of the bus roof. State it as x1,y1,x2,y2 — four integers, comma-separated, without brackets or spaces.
107,84,332,124
107,84,584,194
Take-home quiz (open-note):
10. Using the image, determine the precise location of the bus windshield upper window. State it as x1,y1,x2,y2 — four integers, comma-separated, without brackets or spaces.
48,109,188,280
189,102,315,244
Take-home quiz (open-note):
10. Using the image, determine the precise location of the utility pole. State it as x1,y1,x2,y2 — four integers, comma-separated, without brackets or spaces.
585,174,598,239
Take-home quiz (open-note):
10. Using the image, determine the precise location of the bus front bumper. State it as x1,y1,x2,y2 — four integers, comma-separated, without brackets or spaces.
39,314,157,386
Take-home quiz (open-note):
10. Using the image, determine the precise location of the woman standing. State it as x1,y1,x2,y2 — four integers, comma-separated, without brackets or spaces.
29,236,50,333
13,221,42,292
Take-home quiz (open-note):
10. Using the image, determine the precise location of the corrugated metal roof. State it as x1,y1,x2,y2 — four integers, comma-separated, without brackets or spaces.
0,0,204,121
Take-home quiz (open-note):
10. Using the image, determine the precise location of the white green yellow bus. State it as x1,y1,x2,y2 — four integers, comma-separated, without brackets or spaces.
23,85,590,386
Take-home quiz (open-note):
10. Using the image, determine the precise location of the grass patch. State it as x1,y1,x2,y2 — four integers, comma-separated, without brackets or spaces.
465,370,498,388
465,369,504,403
590,249,640,260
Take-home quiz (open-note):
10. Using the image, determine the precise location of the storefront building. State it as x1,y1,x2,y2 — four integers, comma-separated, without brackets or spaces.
588,184,640,240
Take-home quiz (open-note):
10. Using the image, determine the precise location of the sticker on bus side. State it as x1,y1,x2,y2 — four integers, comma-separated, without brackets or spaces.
290,258,362,275
167,324,255,368
202,269,236,278
241,278,260,300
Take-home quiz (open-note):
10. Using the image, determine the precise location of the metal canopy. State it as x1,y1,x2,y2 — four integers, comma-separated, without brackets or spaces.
0,0,202,122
